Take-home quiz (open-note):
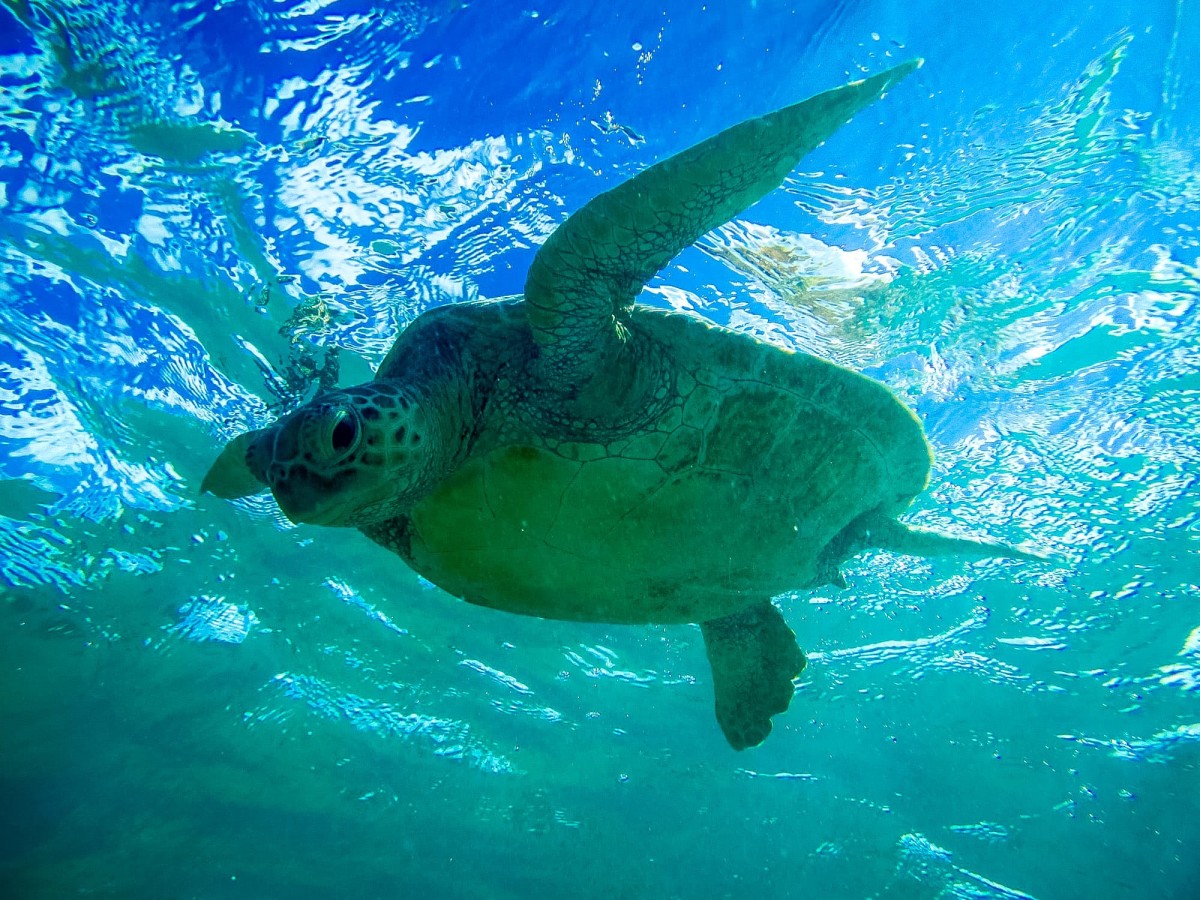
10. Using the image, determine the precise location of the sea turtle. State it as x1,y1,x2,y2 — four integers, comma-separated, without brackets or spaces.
204,59,1035,750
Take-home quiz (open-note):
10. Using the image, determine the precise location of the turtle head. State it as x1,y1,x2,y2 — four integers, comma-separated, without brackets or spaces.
202,383,444,527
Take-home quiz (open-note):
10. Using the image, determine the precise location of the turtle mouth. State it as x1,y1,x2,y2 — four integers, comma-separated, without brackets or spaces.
278,493,342,526
273,472,347,526
269,461,360,527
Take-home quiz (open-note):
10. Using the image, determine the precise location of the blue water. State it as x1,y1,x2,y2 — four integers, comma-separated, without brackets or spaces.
2,1,1198,898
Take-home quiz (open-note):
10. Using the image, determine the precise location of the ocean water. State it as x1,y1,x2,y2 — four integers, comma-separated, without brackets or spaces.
1,1,1197,897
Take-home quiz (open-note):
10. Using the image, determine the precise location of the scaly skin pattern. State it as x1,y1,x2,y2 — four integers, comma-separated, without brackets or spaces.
359,298,931,625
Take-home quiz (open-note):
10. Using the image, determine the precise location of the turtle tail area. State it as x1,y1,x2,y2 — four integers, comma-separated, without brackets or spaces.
701,601,806,751
865,514,1046,562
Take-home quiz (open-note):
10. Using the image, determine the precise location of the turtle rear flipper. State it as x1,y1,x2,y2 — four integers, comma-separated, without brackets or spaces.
861,513,1047,562
525,59,921,388
701,601,806,751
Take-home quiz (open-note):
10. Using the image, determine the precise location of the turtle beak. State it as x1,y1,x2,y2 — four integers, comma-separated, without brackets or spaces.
201,429,270,499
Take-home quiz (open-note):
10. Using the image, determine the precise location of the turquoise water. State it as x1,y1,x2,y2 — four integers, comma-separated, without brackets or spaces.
1,2,1197,898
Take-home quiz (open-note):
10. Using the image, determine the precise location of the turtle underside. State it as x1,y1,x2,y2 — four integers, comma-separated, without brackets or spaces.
363,301,932,627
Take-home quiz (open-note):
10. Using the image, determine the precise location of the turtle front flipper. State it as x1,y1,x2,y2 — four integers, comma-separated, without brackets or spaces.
201,429,268,499
701,601,806,751
525,59,921,387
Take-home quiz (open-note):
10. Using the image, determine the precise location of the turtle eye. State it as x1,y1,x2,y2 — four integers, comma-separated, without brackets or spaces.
327,410,360,456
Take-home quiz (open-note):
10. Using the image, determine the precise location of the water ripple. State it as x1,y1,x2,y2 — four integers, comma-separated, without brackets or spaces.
0,513,88,590
812,606,990,666
169,595,258,644
324,576,408,637
1060,723,1200,763
948,821,1010,844
898,832,1038,900
460,658,533,696
562,642,695,687
268,672,514,773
